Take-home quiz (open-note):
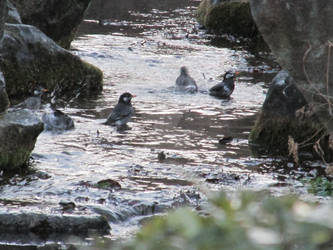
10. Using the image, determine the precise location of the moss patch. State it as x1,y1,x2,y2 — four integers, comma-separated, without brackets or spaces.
196,0,268,50
197,1,256,37
0,24,103,100
249,111,331,161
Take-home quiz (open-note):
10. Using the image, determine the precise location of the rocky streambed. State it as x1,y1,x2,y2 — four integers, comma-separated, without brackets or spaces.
0,0,330,248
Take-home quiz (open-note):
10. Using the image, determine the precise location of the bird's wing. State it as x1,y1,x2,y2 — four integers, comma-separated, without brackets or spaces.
223,85,231,96
176,76,184,86
107,104,132,122
209,83,224,92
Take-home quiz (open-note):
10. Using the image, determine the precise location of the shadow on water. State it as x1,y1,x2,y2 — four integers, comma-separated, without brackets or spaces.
0,0,327,247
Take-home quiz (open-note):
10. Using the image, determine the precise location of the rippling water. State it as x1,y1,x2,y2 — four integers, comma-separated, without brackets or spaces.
0,0,322,244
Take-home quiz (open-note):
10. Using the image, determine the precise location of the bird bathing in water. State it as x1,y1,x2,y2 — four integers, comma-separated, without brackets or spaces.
42,109,74,131
175,66,198,94
209,71,239,99
15,87,48,110
104,92,135,128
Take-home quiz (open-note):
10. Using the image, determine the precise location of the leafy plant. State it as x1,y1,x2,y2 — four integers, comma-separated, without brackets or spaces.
103,191,333,250
307,177,333,196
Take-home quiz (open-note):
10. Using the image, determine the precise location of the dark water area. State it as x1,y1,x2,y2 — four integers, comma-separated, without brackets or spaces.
0,0,327,248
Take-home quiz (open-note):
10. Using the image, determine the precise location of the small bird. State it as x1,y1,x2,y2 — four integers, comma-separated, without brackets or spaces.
175,66,198,93
15,87,48,110
209,71,238,99
42,109,74,131
104,92,135,127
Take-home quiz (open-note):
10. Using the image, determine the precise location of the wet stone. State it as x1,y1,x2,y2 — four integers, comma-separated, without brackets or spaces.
0,212,110,236
0,72,9,114
96,179,122,190
0,0,6,42
10,0,91,48
0,109,43,171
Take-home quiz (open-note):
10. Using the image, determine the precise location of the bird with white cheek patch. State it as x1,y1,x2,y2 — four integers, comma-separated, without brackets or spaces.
104,92,135,128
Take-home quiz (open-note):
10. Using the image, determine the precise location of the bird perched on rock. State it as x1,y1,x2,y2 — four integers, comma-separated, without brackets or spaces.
42,109,74,131
175,66,198,93
209,71,238,99
104,92,135,127
15,87,48,110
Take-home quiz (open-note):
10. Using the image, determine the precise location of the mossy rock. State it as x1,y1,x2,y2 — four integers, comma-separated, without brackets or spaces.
0,23,103,100
10,0,91,49
197,0,257,37
249,112,329,158
0,109,44,171
0,72,9,114
249,71,332,161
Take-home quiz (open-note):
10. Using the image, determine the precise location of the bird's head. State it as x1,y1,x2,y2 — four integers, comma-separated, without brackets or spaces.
180,66,189,76
33,87,48,96
224,71,239,80
119,92,135,104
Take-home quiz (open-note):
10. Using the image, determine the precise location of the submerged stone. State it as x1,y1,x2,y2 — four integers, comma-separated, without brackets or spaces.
0,23,103,100
0,109,43,170
0,212,110,236
249,71,331,160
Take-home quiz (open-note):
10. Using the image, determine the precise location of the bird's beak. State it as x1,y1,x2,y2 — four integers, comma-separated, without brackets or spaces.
42,88,49,93
131,94,137,98
235,71,240,76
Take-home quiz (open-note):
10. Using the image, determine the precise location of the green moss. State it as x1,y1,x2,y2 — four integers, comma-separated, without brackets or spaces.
0,24,103,99
207,2,255,37
196,1,268,50
196,0,211,26
249,112,330,160
197,1,258,38
1,50,103,99
0,149,31,170
305,177,333,196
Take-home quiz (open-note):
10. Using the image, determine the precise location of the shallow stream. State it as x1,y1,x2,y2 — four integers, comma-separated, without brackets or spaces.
0,0,326,246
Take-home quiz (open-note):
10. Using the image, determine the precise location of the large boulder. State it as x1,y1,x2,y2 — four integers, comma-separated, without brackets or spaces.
0,0,6,42
0,23,103,100
249,0,333,132
196,0,259,38
249,71,331,160
0,72,9,114
0,109,44,170
10,0,91,49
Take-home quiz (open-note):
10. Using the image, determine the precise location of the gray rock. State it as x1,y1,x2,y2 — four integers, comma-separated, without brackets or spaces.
0,212,110,236
6,0,21,24
10,0,91,49
0,109,44,170
0,23,103,100
196,0,259,39
249,0,333,132
0,0,7,43
0,72,9,114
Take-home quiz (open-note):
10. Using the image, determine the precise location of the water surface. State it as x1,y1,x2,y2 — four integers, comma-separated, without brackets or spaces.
0,0,322,245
